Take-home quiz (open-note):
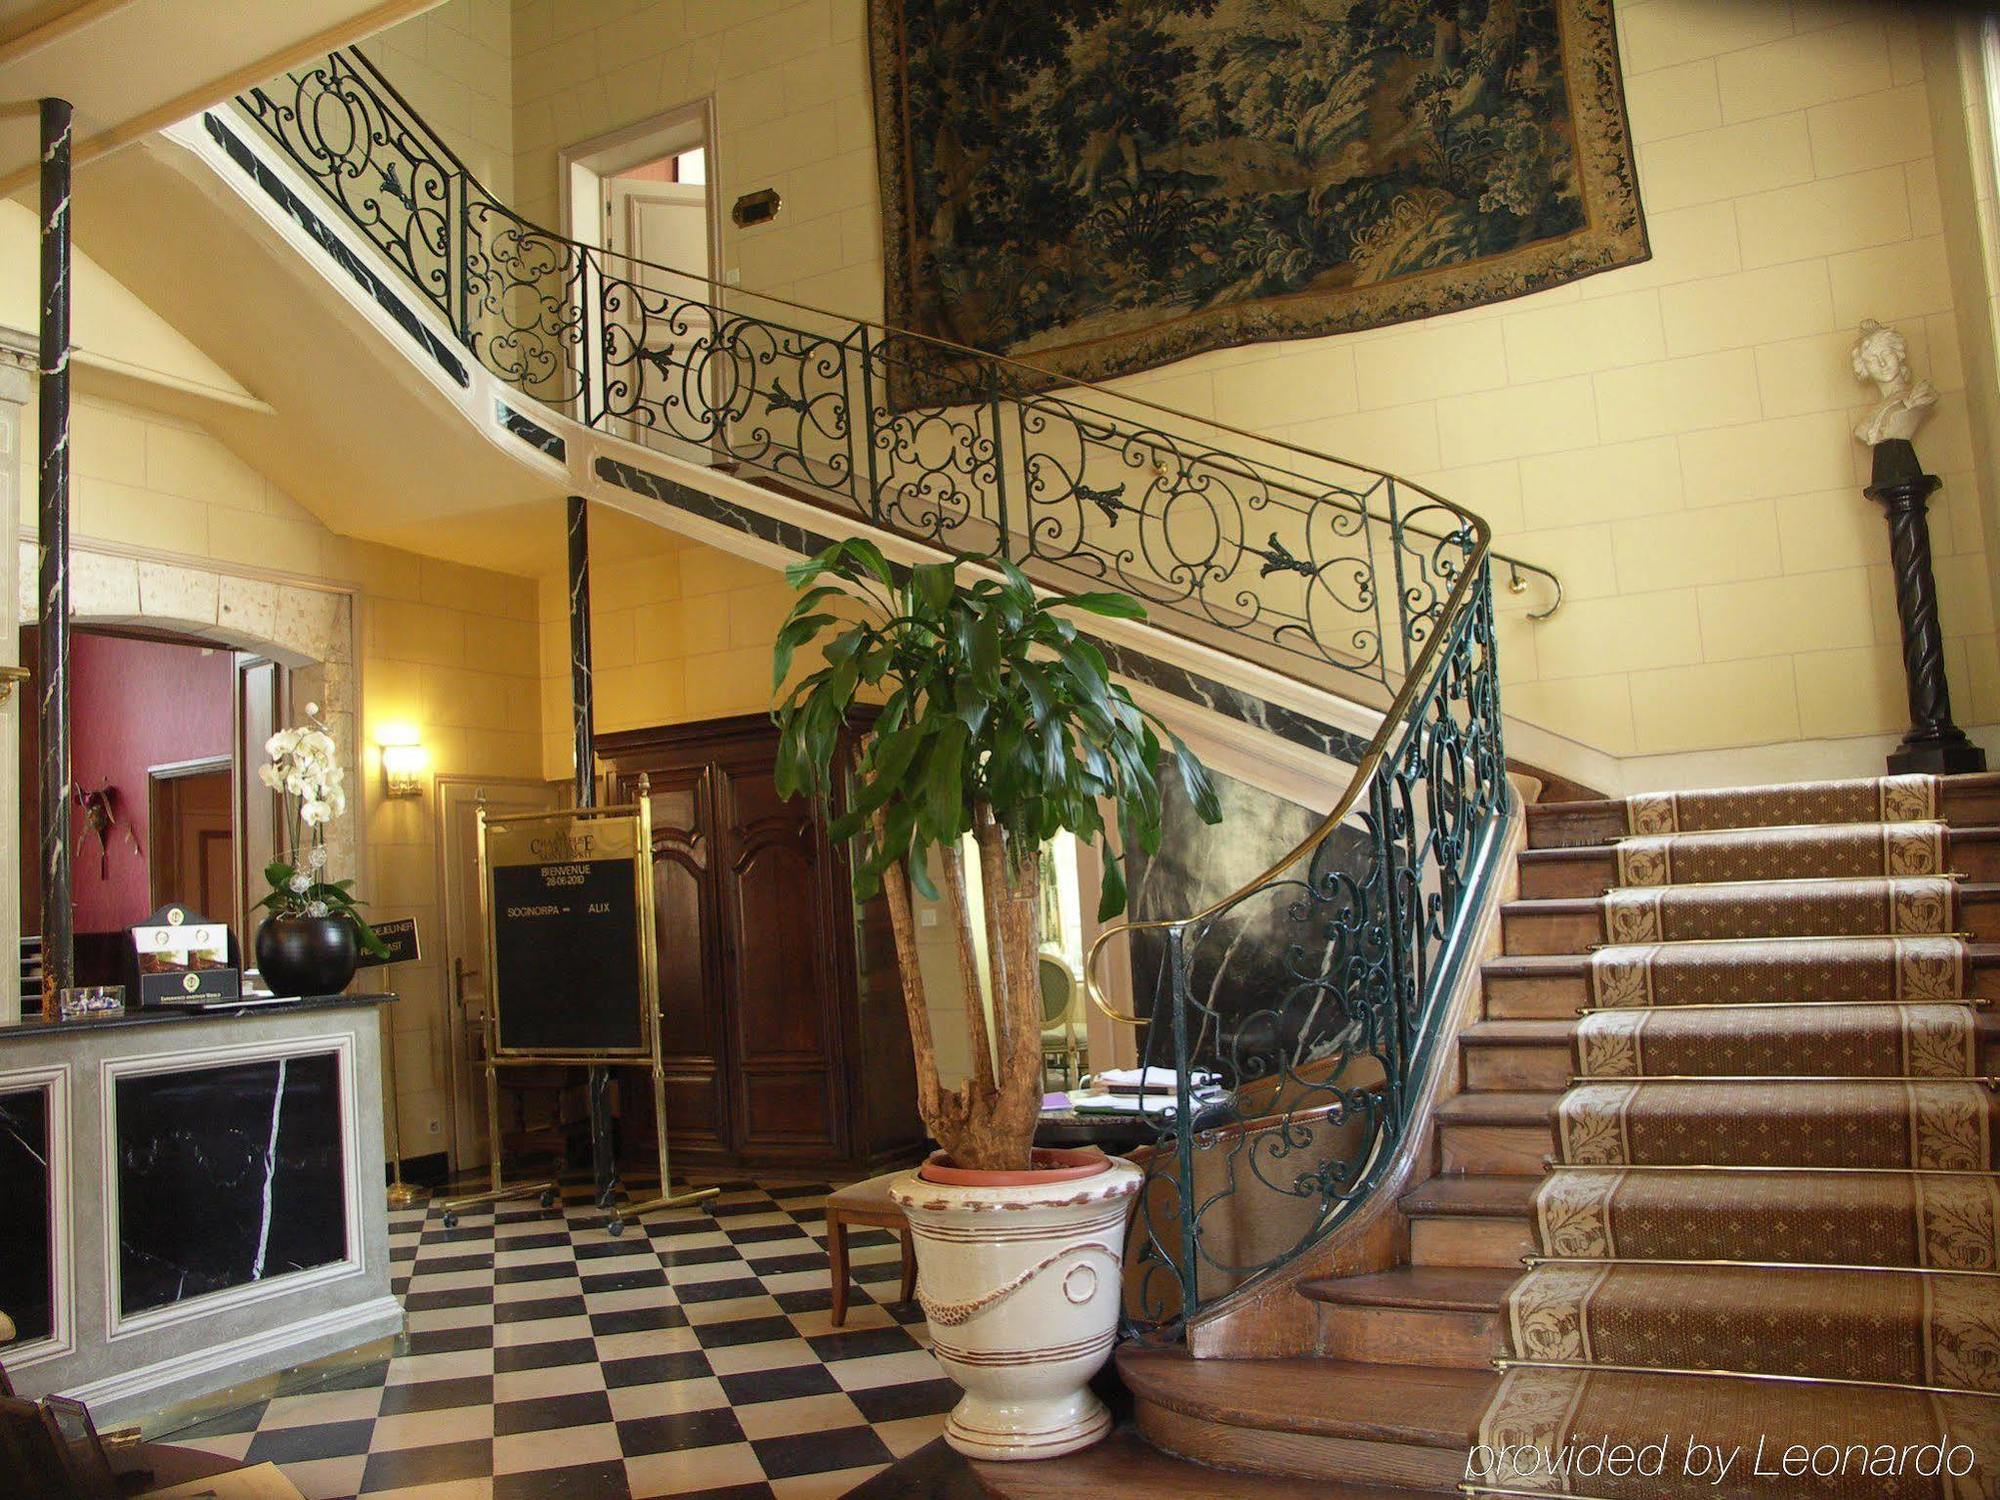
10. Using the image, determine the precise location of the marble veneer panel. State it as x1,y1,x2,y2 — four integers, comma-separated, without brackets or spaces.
114,1051,346,1318
0,1082,54,1341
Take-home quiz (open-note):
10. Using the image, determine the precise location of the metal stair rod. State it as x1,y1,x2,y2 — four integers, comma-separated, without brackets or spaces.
36,96,72,1020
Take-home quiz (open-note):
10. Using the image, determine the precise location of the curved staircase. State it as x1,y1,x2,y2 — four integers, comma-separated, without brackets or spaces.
1081,770,2000,1500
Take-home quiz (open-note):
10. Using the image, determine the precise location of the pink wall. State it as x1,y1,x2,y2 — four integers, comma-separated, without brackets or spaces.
69,634,233,932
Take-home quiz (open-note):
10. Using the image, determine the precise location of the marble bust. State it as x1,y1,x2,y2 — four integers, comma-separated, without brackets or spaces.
1851,318,1938,447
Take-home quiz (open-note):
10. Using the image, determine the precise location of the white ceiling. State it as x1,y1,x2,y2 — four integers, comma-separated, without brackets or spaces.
0,0,442,197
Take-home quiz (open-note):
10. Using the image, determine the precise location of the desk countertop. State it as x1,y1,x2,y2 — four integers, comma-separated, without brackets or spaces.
0,991,395,1042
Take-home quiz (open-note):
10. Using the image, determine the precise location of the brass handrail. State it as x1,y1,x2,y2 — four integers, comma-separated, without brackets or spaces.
1086,515,1493,1025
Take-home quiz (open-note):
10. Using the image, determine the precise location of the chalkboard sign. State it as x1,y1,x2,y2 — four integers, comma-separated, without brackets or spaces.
482,806,653,1059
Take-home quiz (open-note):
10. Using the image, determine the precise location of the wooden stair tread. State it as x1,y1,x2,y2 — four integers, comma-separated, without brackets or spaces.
1117,1347,1493,1448
1461,1018,1576,1046
1398,1174,1540,1218
1507,882,2000,913
1434,1090,1559,1125
1519,823,2000,863
1524,774,2000,849
1299,1265,1519,1312
964,1429,1455,1499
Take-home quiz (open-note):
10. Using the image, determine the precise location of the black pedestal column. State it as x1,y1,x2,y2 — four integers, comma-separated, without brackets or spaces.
568,495,620,1211
36,98,73,1021
1865,438,1986,776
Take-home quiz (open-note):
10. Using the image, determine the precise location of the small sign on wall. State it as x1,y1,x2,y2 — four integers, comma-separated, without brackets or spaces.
355,917,421,969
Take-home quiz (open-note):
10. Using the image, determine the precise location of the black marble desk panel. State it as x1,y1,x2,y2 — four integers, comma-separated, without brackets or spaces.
0,1082,53,1343
115,1049,347,1317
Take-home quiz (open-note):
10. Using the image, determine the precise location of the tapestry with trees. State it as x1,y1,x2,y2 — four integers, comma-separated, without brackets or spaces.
868,0,1646,402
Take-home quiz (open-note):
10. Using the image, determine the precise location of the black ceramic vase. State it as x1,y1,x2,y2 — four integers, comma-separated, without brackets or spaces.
255,916,358,998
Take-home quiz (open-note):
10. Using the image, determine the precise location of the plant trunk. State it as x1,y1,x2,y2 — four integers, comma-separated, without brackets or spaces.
874,810,1047,1174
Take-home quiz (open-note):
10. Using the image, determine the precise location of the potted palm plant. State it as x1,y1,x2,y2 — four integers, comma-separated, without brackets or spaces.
773,540,1218,1459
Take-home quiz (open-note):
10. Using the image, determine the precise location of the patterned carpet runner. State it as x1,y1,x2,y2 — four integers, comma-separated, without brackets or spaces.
1471,774,2000,1498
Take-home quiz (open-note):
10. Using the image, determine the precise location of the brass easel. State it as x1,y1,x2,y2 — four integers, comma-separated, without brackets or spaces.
440,787,714,1231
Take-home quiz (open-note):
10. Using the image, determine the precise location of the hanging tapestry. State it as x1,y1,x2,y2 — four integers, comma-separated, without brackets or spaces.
868,0,1647,403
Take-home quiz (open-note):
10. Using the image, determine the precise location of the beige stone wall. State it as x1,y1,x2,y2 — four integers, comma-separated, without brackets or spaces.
23,391,545,1164
535,511,793,779
364,0,517,201
507,0,1998,763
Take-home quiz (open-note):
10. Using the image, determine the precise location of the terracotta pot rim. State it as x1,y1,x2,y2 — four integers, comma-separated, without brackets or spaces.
915,1146,1110,1187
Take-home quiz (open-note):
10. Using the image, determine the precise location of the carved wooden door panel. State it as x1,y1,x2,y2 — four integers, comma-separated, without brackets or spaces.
631,764,732,1148
713,747,845,1159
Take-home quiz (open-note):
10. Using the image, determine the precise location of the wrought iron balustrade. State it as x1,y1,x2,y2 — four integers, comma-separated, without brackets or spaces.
235,46,1521,1334
234,46,1556,701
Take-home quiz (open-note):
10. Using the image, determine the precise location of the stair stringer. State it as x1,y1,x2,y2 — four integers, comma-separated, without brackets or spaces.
1184,789,1528,1359
142,107,1402,810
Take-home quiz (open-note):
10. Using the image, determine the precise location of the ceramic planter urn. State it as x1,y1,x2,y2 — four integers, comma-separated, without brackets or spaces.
255,915,358,998
891,1149,1142,1460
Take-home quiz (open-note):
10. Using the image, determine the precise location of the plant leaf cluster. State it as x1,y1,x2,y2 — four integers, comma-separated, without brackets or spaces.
772,540,1219,916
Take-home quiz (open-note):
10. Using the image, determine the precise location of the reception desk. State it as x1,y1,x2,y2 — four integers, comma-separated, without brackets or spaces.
0,996,403,1424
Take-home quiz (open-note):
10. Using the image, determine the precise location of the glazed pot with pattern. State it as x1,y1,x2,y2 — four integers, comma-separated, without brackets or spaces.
890,1147,1142,1461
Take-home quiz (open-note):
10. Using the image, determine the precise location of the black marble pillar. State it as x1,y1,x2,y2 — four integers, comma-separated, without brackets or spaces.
569,495,618,1210
115,1052,346,1314
1866,439,1986,775
37,98,73,1019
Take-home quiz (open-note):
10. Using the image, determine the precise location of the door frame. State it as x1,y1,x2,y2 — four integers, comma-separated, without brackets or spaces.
558,98,724,284
145,754,234,920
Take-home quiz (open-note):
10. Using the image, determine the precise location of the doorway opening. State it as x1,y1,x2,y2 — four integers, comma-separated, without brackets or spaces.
562,103,724,462
17,625,288,991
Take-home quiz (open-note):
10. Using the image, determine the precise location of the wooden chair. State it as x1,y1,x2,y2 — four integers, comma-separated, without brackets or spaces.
824,1171,918,1327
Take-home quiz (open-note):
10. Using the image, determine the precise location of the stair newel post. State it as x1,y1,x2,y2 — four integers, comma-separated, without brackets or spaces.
1166,921,1200,1322
568,493,621,1212
1865,440,1986,774
36,96,73,1021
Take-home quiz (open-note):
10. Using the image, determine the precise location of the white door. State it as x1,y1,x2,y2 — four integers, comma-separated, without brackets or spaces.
437,776,565,1173
603,177,721,461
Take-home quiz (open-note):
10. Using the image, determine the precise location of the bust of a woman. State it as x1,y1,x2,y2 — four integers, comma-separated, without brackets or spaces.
1851,318,1938,447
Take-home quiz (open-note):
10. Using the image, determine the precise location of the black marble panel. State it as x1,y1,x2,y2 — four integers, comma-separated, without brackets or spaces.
115,1051,347,1317
0,1084,54,1343
498,402,566,461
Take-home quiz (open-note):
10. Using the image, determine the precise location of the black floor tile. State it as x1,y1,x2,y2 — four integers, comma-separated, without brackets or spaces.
600,1349,713,1388
718,1363,841,1405
495,1293,589,1324
244,1417,377,1464
360,1438,496,1490
692,1315,799,1349
674,1276,764,1304
493,1389,614,1436
806,1326,923,1362
615,1405,746,1456
377,1375,496,1416
493,1337,599,1373
494,1460,633,1500
587,1304,689,1336
850,1378,962,1423
752,1424,893,1480
405,1325,496,1357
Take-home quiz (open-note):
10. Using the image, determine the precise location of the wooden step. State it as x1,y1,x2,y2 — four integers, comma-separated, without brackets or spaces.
1399,1174,1539,1268
1118,1346,1490,1489
1300,1265,1514,1368
962,1427,1458,1499
1434,1090,1558,1174
1500,883,2000,955
1480,943,2000,1018
1462,1017,1575,1091
1519,827,2000,898
1524,772,2000,850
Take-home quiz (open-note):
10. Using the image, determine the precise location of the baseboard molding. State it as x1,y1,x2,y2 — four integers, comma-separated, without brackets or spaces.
63,1295,405,1422
1506,715,2000,800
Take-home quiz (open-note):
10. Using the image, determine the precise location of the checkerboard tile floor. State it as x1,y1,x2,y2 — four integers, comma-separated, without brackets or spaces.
157,1175,954,1498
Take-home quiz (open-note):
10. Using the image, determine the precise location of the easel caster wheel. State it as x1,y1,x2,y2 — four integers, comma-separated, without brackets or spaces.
540,1189,557,1209
607,1217,626,1237
442,1211,459,1230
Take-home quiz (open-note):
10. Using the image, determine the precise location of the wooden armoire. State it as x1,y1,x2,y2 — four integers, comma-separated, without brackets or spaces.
597,715,925,1172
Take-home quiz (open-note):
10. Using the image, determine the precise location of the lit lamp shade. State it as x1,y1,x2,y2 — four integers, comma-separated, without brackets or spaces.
379,735,428,798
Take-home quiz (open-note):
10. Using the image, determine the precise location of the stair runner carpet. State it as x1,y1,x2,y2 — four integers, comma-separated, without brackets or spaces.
1468,773,2000,1499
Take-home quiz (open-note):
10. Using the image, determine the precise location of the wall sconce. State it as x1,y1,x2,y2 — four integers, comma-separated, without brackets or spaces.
377,726,428,799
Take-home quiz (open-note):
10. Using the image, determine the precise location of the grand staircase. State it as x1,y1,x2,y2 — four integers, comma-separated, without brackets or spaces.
1083,771,2000,1499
